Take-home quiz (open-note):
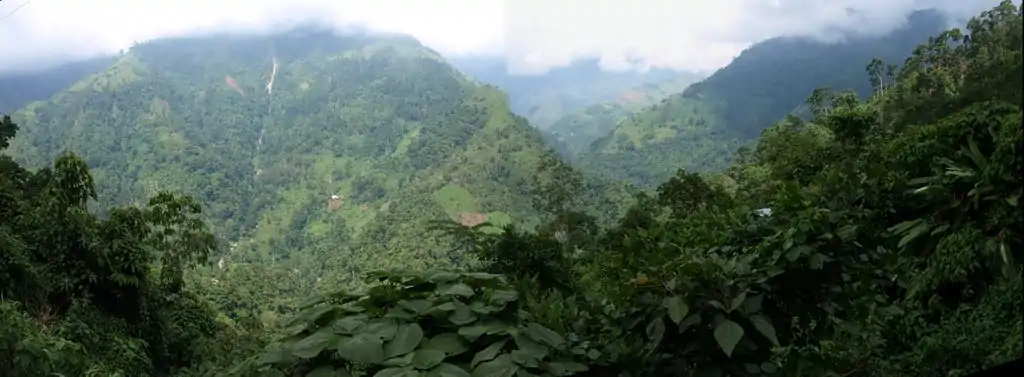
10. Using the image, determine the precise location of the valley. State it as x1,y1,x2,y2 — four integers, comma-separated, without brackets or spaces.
0,2,1021,376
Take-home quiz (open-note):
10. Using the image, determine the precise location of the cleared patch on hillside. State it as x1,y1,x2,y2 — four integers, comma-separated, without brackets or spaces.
327,195,343,211
432,184,478,215
391,127,421,158
615,90,649,104
225,76,244,96
155,128,189,150
456,212,487,227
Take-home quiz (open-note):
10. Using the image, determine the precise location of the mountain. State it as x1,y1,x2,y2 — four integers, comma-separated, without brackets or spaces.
2,2,1020,376
577,9,950,187
5,27,630,300
545,73,703,154
449,56,700,129
0,56,116,113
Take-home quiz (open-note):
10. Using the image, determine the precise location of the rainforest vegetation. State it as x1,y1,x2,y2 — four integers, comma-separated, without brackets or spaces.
0,2,1021,376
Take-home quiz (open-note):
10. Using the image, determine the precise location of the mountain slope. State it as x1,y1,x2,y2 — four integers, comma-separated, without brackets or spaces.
578,9,949,187
0,56,116,113
6,28,628,295
450,57,699,129
546,73,703,154
681,9,950,139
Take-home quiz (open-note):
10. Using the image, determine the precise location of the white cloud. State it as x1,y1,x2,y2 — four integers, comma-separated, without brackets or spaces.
502,0,1010,73
0,0,1011,75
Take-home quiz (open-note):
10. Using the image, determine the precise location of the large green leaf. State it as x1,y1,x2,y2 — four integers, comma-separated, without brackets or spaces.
472,354,519,377
465,272,502,280
646,317,665,347
258,347,291,365
383,352,416,367
664,296,689,325
488,290,519,305
399,299,434,314
336,334,386,364
729,292,747,312
749,314,779,346
292,330,338,359
450,301,479,325
287,305,337,329
647,315,663,348
423,333,469,357
427,271,461,283
898,221,930,248
438,282,476,297
713,320,745,357
374,367,419,377
385,307,418,320
427,363,472,377
365,318,400,341
458,321,509,342
469,300,505,315
412,349,449,370
510,349,541,368
334,315,370,335
524,323,564,348
431,302,457,313
471,339,509,368
513,333,549,360
385,323,425,358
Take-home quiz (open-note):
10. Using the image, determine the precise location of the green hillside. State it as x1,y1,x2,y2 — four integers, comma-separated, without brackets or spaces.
1,3,1019,376
5,28,632,317
578,9,950,187
582,95,743,187
546,73,704,154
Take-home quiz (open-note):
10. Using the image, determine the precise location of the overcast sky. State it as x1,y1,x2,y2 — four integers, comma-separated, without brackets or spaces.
0,0,1011,75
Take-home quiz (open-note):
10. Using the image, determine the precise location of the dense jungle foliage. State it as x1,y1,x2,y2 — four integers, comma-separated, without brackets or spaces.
1,2,1022,376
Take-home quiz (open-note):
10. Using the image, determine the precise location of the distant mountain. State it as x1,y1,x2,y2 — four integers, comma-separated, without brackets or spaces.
578,9,950,187
449,56,699,129
5,27,630,298
545,73,704,154
0,56,116,113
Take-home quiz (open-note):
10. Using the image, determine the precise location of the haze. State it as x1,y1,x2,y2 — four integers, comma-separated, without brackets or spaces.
0,0,1009,75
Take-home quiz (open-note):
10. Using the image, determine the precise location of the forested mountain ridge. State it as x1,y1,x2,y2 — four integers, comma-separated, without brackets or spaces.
680,9,951,139
450,56,704,130
2,2,1021,376
578,9,951,188
5,28,632,315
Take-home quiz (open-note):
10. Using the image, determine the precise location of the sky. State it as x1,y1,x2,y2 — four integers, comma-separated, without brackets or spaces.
0,0,1011,75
